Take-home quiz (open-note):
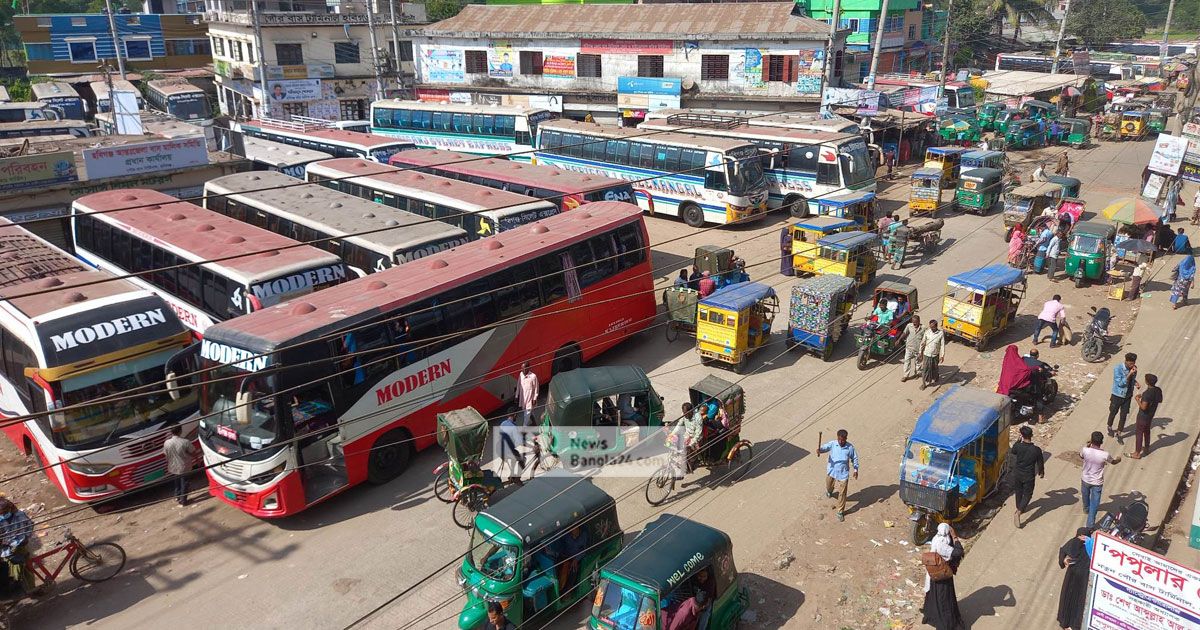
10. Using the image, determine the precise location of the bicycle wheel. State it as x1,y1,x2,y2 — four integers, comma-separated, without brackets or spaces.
69,542,126,583
433,469,452,503
644,466,675,506
452,487,489,529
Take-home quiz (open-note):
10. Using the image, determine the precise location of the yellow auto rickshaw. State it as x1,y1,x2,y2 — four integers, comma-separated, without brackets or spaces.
941,265,1026,350
924,147,970,188
791,216,859,275
1120,111,1149,141
812,231,880,285
697,282,779,373
910,168,945,216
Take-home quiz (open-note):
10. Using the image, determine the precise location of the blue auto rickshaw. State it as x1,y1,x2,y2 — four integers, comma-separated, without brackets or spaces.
960,150,1005,171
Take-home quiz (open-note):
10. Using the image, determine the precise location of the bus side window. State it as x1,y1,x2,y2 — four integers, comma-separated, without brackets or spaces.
404,299,444,356
452,113,470,133
817,160,839,185
586,233,616,285
373,106,393,128
177,264,202,308
614,224,645,271
705,170,727,191
789,145,819,173
537,254,567,303
494,264,541,319
333,322,393,389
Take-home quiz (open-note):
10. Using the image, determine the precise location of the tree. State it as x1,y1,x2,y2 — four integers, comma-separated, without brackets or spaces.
1067,0,1148,46
980,0,1055,42
424,0,466,22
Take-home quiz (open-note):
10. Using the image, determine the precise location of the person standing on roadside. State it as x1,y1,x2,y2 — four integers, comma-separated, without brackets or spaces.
1106,353,1138,438
1129,373,1162,459
921,523,965,630
779,227,795,276
919,319,946,390
164,425,197,506
817,429,859,522
1009,426,1044,528
516,362,539,426
1033,294,1065,347
1055,151,1069,176
1045,231,1062,281
902,314,924,382
1056,527,1094,630
1080,431,1121,528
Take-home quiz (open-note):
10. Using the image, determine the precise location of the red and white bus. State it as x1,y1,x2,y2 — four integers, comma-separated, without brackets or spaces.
236,118,414,163
72,190,350,336
0,218,195,502
388,148,638,212
182,202,654,517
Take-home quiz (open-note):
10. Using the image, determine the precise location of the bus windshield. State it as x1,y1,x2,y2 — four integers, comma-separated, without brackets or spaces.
56,350,192,448
839,143,873,188
953,89,976,109
200,362,280,452
168,94,211,120
726,149,764,196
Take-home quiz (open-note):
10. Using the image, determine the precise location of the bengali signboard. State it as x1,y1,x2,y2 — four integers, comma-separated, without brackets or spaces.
1085,533,1200,630
488,40,514,79
421,48,465,84
544,55,576,79
1072,51,1091,75
1148,133,1191,176
260,79,322,103
1182,161,1200,184
0,152,78,192
265,64,334,80
82,138,208,181
581,39,672,55
617,77,682,111
823,88,882,114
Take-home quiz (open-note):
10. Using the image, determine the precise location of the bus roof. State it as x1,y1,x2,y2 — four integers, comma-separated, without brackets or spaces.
540,119,757,153
308,158,556,213
147,79,204,96
370,99,551,117
205,171,468,252
74,189,343,284
390,148,629,193
31,81,81,99
244,119,413,149
0,218,90,288
95,111,205,138
0,120,88,133
90,80,140,100
242,136,332,167
639,119,858,145
206,200,641,350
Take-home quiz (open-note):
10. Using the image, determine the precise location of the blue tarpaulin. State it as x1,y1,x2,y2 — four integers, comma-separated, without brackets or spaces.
946,265,1025,292
818,191,876,207
818,230,879,249
701,281,776,312
910,385,1009,451
794,216,858,231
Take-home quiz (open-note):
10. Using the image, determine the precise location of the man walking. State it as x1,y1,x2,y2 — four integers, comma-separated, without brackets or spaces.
1080,431,1121,528
1033,294,1065,347
516,362,539,426
817,429,859,522
919,319,946,390
1130,373,1162,459
1045,231,1062,281
1010,426,1044,528
902,315,923,382
1106,353,1138,438
164,426,197,506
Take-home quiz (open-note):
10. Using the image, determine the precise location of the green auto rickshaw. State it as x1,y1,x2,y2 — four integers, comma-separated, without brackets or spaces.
457,475,622,629
1046,175,1082,198
540,366,665,466
977,102,1007,131
1065,221,1117,288
1022,99,1058,121
1005,119,1045,150
1059,117,1091,148
590,514,748,630
1147,108,1169,134
994,109,1026,134
955,167,1003,215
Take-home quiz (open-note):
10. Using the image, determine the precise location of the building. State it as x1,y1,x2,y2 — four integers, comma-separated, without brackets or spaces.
408,2,847,123
14,13,212,77
796,0,936,80
204,0,426,121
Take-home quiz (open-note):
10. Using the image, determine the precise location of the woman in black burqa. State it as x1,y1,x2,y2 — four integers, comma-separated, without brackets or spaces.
1056,527,1093,630
922,522,965,630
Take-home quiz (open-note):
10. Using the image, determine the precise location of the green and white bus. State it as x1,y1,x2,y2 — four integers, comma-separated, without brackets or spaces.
369,100,556,160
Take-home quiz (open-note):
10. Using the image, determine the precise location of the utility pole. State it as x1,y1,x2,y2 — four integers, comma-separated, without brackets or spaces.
818,0,843,112
937,0,954,101
103,0,127,80
1051,0,1071,74
1160,0,1177,67
388,0,403,93
364,0,386,102
249,0,270,118
866,0,891,91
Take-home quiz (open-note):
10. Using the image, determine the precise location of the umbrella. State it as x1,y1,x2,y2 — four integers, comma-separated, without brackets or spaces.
1116,239,1156,254
1064,86,1081,97
1101,197,1162,225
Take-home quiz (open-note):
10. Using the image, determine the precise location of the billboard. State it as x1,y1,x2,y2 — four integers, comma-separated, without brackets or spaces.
617,77,682,111
0,152,77,192
82,137,208,180
1085,533,1200,629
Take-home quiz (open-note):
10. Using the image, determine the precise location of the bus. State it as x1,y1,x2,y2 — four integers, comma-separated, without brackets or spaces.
90,79,144,114
31,82,87,120
203,171,471,274
534,119,769,227
388,148,637,212
237,118,414,163
369,100,556,160
94,110,205,138
179,201,654,517
0,102,62,123
72,189,350,336
639,116,875,217
242,136,331,179
0,218,195,502
306,158,560,240
0,120,90,139
871,74,977,111
145,79,213,125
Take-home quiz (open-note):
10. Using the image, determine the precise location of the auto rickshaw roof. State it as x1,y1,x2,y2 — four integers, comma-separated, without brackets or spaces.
1060,117,1090,125
982,102,1007,110
700,281,777,312
1046,175,1081,188
1010,181,1064,197
1072,221,1117,237
911,386,1010,451
546,366,652,427
1123,111,1150,118
816,190,876,207
603,513,732,594
946,264,1025,292
1011,119,1039,129
479,475,615,544
960,167,1003,183
912,167,944,179
794,216,859,232
1023,99,1054,109
691,374,743,403
926,147,970,156
792,273,857,297
962,150,1004,161
876,280,918,299
818,230,879,249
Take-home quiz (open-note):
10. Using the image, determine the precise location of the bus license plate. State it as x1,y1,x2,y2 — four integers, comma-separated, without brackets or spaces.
224,490,237,501
144,470,165,482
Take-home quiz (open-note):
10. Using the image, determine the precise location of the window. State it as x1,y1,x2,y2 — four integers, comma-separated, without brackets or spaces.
36,17,50,27
231,40,244,62
212,37,225,57
24,44,53,61
67,39,97,63
846,18,859,31
334,41,360,64
334,323,393,389
465,50,487,74
275,43,303,65
817,160,839,185
281,102,308,118
71,17,86,27
638,55,663,78
167,39,211,56
339,99,365,120
908,25,917,40
520,51,543,76
537,254,567,303
125,38,152,61
577,53,602,78
247,43,255,63
614,224,646,271
398,41,413,62
767,55,786,82
701,54,729,81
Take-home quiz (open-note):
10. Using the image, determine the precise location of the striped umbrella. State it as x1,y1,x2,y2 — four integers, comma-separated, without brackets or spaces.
1101,197,1161,225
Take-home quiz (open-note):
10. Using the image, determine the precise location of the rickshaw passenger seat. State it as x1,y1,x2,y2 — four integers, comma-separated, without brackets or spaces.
523,566,555,612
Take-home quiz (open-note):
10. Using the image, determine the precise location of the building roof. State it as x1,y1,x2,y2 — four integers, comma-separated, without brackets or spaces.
977,70,1088,97
421,2,828,40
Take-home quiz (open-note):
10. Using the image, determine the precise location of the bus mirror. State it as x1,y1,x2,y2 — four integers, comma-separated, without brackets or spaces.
165,342,200,401
166,371,182,401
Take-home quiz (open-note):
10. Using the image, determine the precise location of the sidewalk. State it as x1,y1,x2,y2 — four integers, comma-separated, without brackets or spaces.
954,254,1200,628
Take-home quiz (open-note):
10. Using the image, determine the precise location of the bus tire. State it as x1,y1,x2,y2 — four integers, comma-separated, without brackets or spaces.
552,344,582,376
681,203,705,228
367,428,413,485
785,195,809,218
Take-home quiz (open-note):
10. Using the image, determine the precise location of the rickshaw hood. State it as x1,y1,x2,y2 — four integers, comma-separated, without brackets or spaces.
603,514,732,594
911,386,1010,451
946,265,1025,292
700,281,776,312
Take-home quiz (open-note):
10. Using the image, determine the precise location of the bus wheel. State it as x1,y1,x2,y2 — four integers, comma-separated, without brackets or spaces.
681,203,705,228
785,196,809,218
367,429,413,484
552,344,582,376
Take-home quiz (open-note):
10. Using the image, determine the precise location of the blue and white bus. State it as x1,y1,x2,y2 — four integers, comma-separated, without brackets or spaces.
369,100,556,160
31,82,87,120
534,119,769,227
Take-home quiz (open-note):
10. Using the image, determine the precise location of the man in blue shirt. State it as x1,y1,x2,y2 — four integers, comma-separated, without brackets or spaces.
818,429,859,522
1106,352,1139,438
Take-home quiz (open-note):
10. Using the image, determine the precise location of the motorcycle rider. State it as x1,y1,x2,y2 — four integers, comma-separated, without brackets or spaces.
1021,348,1056,423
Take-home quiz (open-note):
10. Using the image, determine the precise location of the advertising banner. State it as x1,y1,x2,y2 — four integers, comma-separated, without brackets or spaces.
82,137,208,180
1085,533,1200,629
0,152,77,192
421,48,465,84
488,41,514,79
266,64,334,80
1148,133,1191,176
743,49,765,88
262,79,322,103
544,55,576,79
1182,161,1200,184
617,77,682,111
581,39,672,55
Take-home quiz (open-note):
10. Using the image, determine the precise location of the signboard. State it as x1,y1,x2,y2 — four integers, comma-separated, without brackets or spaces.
823,88,882,114
1148,134,1191,176
488,41,514,79
1143,173,1165,200
1072,51,1091,76
544,55,576,79
617,77,682,111
743,49,765,88
265,64,334,80
1085,532,1200,629
261,79,322,103
0,152,77,192
1182,161,1200,184
421,48,465,84
82,137,208,180
581,39,672,55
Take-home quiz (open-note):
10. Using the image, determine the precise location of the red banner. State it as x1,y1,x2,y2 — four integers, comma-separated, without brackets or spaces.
580,39,673,55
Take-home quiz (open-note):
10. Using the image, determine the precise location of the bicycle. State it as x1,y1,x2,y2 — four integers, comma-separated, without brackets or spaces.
0,531,126,629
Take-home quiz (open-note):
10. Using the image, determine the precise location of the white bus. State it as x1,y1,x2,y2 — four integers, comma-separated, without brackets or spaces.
31,81,87,120
242,136,331,179
204,171,471,274
237,118,414,163
0,217,194,502
145,79,213,125
370,100,556,160
0,102,61,123
90,79,144,114
94,110,205,138
0,120,90,139
306,158,559,240
639,117,876,217
534,119,769,227
72,189,350,336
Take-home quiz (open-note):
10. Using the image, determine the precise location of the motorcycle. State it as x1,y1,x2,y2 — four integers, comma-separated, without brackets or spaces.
1010,359,1058,422
1081,306,1112,363
1097,497,1149,546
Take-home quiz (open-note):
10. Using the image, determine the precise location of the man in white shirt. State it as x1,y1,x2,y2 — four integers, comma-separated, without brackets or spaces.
516,362,539,426
919,319,946,390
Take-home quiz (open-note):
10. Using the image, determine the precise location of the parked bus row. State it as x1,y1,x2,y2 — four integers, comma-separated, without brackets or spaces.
237,118,414,164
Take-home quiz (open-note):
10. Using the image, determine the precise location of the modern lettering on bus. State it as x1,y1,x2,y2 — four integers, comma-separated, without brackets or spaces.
374,359,452,405
250,265,349,303
200,339,269,372
394,238,470,264
50,308,168,352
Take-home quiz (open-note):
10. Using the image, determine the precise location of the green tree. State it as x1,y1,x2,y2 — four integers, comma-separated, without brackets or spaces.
945,0,994,67
980,0,1055,42
424,0,466,22
1067,0,1148,46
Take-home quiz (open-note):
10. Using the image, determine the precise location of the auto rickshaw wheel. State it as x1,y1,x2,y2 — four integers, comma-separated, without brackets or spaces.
645,466,675,506
452,486,490,529
856,348,870,371
821,343,834,362
733,356,748,374
665,320,680,343
729,441,753,481
975,335,988,352
681,202,705,228
911,513,935,545
1075,274,1085,289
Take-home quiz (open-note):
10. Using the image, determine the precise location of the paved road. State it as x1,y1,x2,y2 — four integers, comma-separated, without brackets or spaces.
27,137,1157,630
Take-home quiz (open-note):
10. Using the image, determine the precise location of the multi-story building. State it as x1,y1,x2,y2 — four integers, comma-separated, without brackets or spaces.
14,12,212,77
796,0,935,81
408,2,846,124
204,0,426,121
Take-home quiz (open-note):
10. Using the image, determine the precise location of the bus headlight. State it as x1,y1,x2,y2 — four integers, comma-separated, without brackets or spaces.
248,463,286,485
66,462,115,476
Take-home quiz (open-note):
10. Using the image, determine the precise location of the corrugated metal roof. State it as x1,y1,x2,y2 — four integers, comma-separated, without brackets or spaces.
422,2,827,40
979,71,1088,97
